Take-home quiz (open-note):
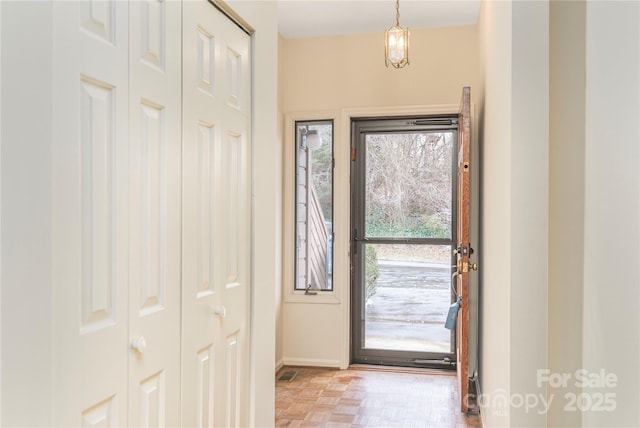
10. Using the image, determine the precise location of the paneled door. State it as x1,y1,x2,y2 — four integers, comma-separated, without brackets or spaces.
51,1,129,425
181,2,252,427
128,0,182,425
51,0,183,424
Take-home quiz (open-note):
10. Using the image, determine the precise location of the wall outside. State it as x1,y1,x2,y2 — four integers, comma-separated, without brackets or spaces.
280,26,481,368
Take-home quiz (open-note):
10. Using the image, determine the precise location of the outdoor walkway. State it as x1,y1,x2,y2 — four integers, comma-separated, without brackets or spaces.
365,260,452,353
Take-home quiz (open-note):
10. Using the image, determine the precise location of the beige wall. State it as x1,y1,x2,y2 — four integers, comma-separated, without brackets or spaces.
275,35,284,370
225,1,281,425
582,2,639,426
1,3,54,424
276,33,285,371
477,1,513,426
548,1,585,426
480,0,640,427
280,26,481,367
479,1,551,426
510,2,550,427
282,26,480,112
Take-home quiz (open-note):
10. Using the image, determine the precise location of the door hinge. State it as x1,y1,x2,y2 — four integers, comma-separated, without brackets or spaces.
353,228,358,255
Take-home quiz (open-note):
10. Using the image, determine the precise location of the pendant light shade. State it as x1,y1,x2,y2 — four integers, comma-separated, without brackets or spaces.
385,0,410,68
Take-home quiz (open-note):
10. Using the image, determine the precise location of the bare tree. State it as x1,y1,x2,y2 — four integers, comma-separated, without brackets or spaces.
365,132,452,238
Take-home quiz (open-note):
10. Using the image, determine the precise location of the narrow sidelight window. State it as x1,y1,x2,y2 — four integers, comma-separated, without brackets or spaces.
294,120,334,291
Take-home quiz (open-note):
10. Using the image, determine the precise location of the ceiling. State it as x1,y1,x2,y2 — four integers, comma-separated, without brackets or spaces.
277,0,482,40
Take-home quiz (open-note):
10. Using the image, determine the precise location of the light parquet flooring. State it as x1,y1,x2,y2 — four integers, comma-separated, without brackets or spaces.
276,366,482,428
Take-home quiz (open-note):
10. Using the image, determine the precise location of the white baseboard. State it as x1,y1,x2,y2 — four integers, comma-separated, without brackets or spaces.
282,357,342,368
275,359,284,372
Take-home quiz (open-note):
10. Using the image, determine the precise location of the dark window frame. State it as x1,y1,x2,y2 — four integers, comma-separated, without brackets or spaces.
294,119,335,292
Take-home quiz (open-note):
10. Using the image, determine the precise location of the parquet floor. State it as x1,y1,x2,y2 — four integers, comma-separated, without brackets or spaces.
275,365,482,428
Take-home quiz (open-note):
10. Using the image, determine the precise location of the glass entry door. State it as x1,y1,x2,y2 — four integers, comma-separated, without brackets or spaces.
351,117,458,368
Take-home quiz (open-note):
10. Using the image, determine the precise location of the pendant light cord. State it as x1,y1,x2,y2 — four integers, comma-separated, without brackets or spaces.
395,0,401,27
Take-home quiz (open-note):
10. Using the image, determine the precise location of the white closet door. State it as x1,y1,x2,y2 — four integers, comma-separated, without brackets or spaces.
51,1,129,425
181,1,252,427
128,0,182,426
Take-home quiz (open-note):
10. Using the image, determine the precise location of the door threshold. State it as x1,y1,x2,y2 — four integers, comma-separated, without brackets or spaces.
348,363,456,376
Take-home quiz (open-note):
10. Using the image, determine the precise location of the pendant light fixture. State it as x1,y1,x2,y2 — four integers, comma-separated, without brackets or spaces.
385,0,410,68
300,127,323,151
305,129,323,151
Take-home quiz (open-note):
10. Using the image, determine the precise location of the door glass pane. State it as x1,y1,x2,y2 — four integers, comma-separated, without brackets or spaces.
365,132,453,239
363,243,452,353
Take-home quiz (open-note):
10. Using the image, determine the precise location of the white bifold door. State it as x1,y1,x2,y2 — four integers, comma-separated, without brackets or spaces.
128,0,183,425
52,1,135,425
181,2,252,427
49,0,251,426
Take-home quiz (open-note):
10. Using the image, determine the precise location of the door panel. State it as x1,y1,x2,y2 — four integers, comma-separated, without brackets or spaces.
181,2,221,423
128,0,182,425
81,395,118,428
351,119,458,368
78,76,118,334
138,370,166,427
182,2,251,426
456,86,472,412
51,1,129,425
195,344,215,427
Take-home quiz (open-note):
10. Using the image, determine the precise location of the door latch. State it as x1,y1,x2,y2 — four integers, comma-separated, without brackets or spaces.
453,245,474,256
457,259,478,273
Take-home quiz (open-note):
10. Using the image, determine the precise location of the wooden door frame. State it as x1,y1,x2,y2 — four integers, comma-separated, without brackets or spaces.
456,87,473,413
